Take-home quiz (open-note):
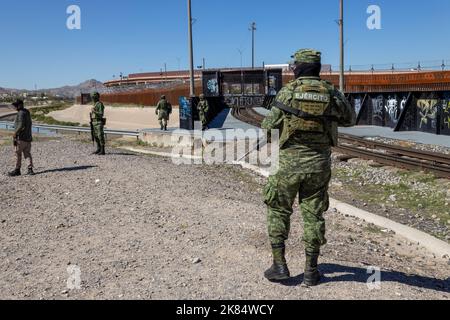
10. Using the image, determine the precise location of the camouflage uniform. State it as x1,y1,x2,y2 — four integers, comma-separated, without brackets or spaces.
197,94,209,130
156,96,172,131
90,92,106,155
262,49,356,284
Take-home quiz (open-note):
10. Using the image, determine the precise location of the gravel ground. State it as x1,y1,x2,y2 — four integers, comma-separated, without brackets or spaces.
331,154,450,242
0,137,449,300
363,136,450,155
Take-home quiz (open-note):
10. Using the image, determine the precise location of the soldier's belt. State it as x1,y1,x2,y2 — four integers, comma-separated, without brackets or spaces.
273,101,338,121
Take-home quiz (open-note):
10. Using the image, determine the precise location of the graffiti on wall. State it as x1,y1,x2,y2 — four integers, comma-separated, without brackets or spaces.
371,95,384,123
442,100,450,129
384,95,407,126
207,79,219,95
385,96,398,123
353,96,362,117
417,99,438,129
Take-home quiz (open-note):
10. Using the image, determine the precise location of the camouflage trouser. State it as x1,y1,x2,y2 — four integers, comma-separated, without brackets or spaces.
158,111,169,128
264,169,331,253
92,122,105,146
199,112,207,127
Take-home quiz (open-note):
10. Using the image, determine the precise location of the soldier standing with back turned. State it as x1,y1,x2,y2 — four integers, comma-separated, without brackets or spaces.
156,95,172,131
90,92,106,155
262,49,356,286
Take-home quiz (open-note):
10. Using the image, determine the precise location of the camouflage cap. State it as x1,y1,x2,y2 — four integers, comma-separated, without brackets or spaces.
199,94,205,99
161,95,166,99
290,49,322,64
91,92,100,98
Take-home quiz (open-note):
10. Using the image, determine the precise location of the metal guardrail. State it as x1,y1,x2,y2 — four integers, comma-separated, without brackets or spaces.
0,121,140,137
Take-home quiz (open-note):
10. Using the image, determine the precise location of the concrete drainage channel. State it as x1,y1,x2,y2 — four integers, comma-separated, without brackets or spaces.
121,145,450,260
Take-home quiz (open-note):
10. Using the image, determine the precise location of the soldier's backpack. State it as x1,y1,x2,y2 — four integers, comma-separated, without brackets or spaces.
275,79,333,133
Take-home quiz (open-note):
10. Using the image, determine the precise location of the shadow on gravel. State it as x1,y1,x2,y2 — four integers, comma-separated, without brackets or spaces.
281,264,450,293
108,152,139,156
35,165,97,175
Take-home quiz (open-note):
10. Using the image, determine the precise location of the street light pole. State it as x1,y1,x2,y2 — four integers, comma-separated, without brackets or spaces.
339,0,345,92
249,22,256,69
188,0,195,97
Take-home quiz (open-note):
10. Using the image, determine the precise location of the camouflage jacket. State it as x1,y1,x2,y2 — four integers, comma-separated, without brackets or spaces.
156,99,173,114
91,101,105,122
197,100,209,114
262,76,356,172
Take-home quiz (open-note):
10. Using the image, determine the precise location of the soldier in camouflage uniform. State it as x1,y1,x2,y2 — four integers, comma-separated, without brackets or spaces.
156,95,173,131
262,49,356,286
90,92,106,155
197,94,209,131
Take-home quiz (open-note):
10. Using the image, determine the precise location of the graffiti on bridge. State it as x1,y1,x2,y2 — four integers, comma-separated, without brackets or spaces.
443,100,450,129
417,99,438,129
371,95,384,124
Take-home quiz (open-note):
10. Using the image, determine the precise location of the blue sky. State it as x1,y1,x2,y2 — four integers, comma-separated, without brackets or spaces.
1,0,449,89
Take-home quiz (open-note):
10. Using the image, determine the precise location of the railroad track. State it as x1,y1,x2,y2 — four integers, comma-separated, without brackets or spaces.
232,107,450,179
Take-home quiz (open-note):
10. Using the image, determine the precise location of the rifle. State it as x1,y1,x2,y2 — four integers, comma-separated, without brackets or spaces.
237,137,268,162
89,113,95,146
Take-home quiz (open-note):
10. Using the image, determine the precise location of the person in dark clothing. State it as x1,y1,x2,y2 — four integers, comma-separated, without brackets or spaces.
8,99,34,177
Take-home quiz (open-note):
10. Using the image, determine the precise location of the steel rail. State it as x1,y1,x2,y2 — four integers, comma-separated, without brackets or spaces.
232,107,450,179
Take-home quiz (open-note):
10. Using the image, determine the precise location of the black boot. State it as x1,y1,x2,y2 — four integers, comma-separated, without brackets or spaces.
264,263,290,282
302,251,321,287
27,168,35,176
8,169,21,177
164,125,168,131
92,141,101,155
264,243,290,282
98,146,105,155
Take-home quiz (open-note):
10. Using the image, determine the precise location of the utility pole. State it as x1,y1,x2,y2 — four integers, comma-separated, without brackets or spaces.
188,0,195,97
339,0,345,92
249,22,256,69
164,63,167,82
202,58,205,70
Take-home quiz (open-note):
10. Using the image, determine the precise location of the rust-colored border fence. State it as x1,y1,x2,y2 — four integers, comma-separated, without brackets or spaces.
86,83,202,106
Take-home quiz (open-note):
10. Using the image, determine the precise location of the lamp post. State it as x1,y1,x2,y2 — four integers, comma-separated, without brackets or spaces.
188,0,195,97
249,22,257,69
339,0,345,92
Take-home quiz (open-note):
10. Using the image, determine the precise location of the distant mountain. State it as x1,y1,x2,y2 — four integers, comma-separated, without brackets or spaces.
44,79,107,98
0,80,106,99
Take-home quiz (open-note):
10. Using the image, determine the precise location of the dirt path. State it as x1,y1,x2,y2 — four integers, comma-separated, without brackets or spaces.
48,105,180,130
0,137,449,300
